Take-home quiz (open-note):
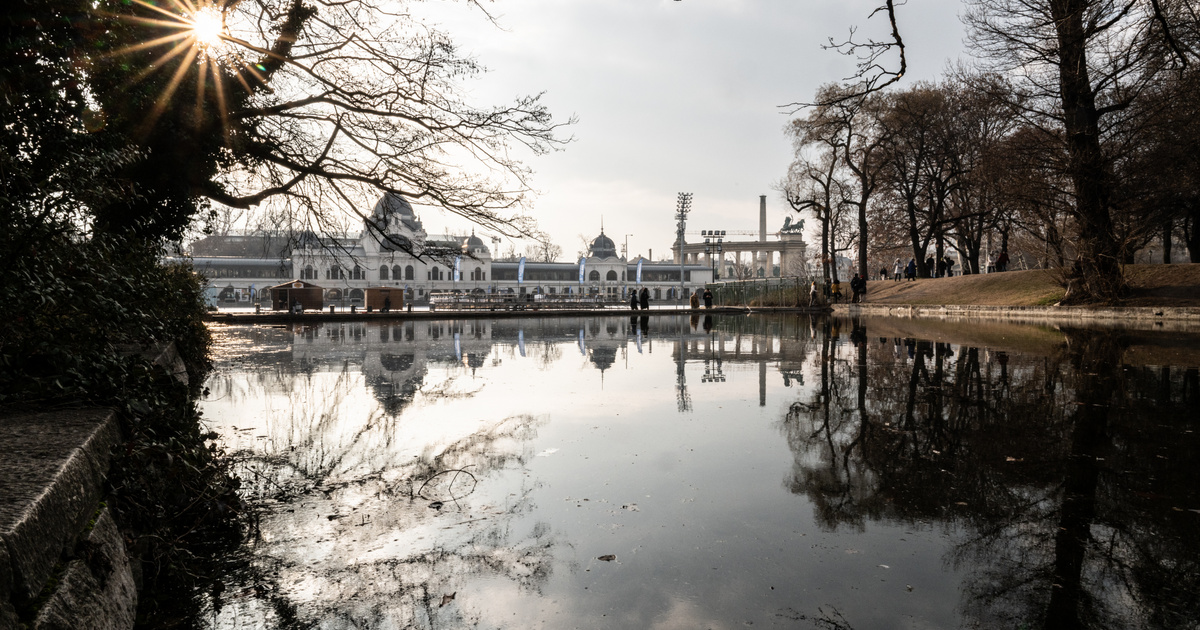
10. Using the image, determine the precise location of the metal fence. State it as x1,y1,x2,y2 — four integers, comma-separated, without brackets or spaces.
706,276,833,307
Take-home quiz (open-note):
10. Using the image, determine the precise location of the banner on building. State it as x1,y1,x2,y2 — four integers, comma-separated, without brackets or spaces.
578,257,586,284
454,256,461,282
636,259,643,284
518,256,526,284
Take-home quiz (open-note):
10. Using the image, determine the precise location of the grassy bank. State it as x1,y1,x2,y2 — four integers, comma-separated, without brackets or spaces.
862,264,1200,307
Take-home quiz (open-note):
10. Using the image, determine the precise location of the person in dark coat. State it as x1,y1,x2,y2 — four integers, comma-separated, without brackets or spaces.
630,289,639,310
702,288,713,309
639,287,650,310
996,249,1010,272
849,273,866,303
925,256,935,278
906,258,917,281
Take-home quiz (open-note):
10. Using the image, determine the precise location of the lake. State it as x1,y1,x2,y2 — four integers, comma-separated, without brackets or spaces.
193,314,1200,629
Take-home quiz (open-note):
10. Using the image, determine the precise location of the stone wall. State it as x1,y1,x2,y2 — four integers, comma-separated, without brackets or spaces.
0,409,134,630
834,303,1200,332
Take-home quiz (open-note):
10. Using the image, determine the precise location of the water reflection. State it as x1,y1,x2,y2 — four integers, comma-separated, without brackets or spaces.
784,316,1200,629
196,315,1200,630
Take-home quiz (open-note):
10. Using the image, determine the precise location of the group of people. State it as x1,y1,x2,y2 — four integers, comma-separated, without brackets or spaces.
807,275,868,306
629,287,715,311
686,287,715,310
888,255,959,281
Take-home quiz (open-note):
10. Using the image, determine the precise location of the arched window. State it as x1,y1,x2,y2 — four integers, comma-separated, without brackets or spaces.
654,288,661,299
404,265,414,280
757,267,765,277
473,267,483,281
606,270,618,281
303,265,313,280
352,265,363,280
380,266,389,280
589,270,600,281
430,266,440,281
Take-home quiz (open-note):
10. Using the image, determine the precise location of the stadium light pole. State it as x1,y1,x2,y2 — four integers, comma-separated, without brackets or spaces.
676,192,692,304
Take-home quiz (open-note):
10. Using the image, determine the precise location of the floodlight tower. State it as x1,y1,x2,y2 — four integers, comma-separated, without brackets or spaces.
675,192,693,303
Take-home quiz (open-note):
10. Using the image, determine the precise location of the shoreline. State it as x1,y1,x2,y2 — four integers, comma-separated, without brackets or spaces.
833,302,1200,332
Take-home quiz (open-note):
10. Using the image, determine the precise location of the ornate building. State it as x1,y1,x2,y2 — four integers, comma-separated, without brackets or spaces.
188,193,713,306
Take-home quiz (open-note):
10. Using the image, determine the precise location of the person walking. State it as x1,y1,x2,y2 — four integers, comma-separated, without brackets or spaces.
689,290,700,310
630,289,639,311
997,249,1010,272
808,281,819,307
850,273,865,303
639,286,650,310
893,258,903,282
703,287,714,309
905,258,917,281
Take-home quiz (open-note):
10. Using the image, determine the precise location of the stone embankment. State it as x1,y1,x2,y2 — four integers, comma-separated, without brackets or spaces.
0,410,135,630
834,303,1200,331
1,343,190,630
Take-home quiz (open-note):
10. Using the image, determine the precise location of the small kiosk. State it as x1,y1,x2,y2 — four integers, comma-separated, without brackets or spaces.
364,286,404,312
270,280,324,312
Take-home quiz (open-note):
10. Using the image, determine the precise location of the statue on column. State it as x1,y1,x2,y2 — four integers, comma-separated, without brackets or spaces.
780,216,805,234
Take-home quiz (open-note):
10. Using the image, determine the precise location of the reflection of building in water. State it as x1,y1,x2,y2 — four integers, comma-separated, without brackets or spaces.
281,316,815,413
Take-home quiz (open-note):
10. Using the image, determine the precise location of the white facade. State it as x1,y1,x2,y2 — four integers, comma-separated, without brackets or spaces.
189,193,712,306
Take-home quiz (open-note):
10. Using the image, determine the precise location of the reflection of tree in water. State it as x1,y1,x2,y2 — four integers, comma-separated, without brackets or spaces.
783,318,1200,629
222,411,554,629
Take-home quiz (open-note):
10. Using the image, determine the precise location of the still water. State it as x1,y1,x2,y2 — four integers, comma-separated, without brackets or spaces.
197,314,1200,629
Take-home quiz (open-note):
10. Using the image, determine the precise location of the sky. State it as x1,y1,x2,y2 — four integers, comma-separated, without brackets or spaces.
410,0,970,260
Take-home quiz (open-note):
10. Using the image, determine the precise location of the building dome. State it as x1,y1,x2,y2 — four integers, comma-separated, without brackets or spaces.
368,192,422,235
589,231,618,259
371,192,414,218
462,233,489,255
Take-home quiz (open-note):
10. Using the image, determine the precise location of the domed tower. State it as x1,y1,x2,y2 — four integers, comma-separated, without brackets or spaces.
589,230,618,259
366,192,425,252
461,231,491,258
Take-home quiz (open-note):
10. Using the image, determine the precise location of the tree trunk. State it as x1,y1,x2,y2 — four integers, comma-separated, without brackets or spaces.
1052,0,1125,302
1186,209,1200,262
1163,220,1172,263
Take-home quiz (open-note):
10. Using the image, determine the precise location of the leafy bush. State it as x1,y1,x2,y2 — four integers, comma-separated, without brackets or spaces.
0,228,243,619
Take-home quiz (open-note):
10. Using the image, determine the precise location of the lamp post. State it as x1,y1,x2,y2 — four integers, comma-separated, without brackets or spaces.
703,229,725,281
676,192,692,303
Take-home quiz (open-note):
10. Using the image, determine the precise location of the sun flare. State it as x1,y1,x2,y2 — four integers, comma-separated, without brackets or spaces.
189,7,224,49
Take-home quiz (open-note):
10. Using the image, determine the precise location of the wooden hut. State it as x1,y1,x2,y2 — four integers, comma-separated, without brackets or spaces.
270,280,324,312
364,286,403,312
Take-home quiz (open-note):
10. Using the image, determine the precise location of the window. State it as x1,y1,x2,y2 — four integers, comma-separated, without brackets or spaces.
654,288,661,299
606,270,618,281
472,267,483,281
352,265,363,280
380,266,389,280
405,265,414,280
589,270,600,281
303,265,313,279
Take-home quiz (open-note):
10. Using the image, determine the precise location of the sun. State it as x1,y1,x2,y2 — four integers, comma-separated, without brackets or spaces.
188,7,225,50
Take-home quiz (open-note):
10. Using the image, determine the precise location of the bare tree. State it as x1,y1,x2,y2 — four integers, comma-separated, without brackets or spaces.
90,0,571,249
524,239,562,263
963,0,1199,299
